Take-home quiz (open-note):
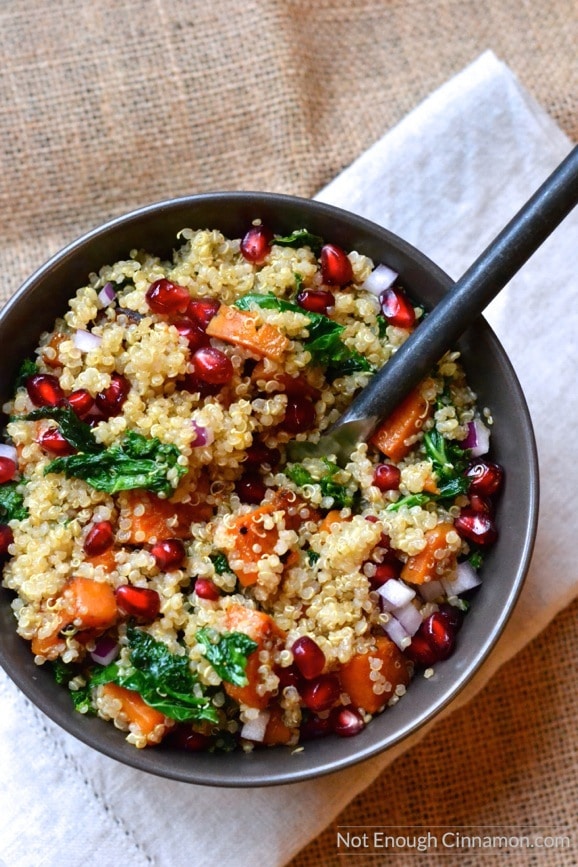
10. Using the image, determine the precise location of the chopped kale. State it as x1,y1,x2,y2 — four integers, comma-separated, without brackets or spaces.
273,229,324,256
70,684,96,715
196,628,258,687
423,429,469,499
14,358,38,389
23,406,101,453
307,550,320,565
0,481,28,522
210,551,231,575
45,430,186,496
287,458,354,509
385,493,432,512
92,626,218,724
468,550,484,570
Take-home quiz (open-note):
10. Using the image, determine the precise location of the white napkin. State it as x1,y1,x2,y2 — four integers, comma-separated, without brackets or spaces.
1,51,576,867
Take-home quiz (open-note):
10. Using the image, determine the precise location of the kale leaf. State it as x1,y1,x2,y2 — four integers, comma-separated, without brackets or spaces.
92,626,218,724
196,628,258,687
210,551,231,575
45,430,186,496
273,229,324,256
234,292,371,375
14,358,38,389
23,406,101,453
423,429,469,499
0,481,28,522
287,458,354,509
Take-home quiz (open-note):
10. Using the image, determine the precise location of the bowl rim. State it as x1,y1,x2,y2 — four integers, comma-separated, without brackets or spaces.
0,191,539,786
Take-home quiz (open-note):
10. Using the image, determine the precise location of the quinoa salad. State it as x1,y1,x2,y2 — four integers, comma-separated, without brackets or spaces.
0,223,504,752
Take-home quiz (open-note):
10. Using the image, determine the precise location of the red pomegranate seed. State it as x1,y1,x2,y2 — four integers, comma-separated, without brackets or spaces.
240,225,273,263
37,428,75,456
296,288,335,314
95,373,130,417
145,279,190,315
373,463,401,492
167,725,212,751
380,286,416,329
0,456,17,484
300,713,333,740
191,347,234,386
292,636,326,680
186,298,221,329
436,602,465,633
115,585,161,621
67,388,94,418
404,632,439,667
244,442,281,469
194,578,220,601
173,318,210,351
423,611,458,659
301,673,341,712
282,396,316,433
466,459,504,497
368,560,401,589
0,524,14,556
332,706,366,737
468,492,493,514
26,373,64,407
320,243,353,286
235,474,267,504
275,664,303,691
454,508,498,546
83,520,115,556
151,538,186,571
179,373,221,398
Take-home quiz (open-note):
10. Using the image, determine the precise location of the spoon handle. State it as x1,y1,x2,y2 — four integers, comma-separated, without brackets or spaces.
332,144,578,443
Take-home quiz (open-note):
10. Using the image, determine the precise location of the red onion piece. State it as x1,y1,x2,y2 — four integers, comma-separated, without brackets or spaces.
97,282,117,307
442,560,482,595
394,601,423,636
89,634,120,665
0,444,18,464
377,578,415,611
191,421,214,447
240,710,271,742
417,579,444,602
382,616,411,650
463,418,490,457
362,263,399,296
73,329,103,352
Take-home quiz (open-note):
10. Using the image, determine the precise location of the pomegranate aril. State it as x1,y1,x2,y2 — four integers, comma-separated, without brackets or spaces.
194,578,221,601
468,492,493,514
282,396,316,433
320,243,353,286
296,288,335,315
275,664,303,691
167,725,212,751
300,673,340,712
67,388,95,418
186,298,220,329
380,286,416,329
145,279,190,315
436,602,465,633
373,463,401,492
235,474,267,504
466,459,504,497
244,442,280,469
292,636,326,680
332,706,366,738
405,632,438,667
368,560,401,589
83,520,115,556
0,456,17,484
151,538,186,571
37,428,76,456
300,712,333,740
0,524,14,556
454,508,498,546
191,347,234,386
115,585,161,621
26,374,64,407
179,373,221,398
423,611,458,659
240,225,273,263
95,373,130,417
173,318,210,351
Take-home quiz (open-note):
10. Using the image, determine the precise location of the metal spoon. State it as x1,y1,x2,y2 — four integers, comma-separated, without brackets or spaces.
287,145,578,465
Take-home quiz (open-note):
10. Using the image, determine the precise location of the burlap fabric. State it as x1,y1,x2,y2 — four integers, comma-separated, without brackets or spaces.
1,2,576,865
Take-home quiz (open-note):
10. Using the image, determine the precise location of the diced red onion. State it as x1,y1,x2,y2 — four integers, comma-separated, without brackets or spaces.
463,418,490,457
382,616,411,650
73,329,103,352
89,634,120,666
377,578,415,611
97,282,116,307
362,263,399,296
442,560,482,596
418,579,445,602
0,444,18,464
394,602,423,636
191,421,214,447
240,710,271,742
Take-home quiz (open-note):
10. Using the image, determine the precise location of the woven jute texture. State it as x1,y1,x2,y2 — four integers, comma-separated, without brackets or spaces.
1,1,577,865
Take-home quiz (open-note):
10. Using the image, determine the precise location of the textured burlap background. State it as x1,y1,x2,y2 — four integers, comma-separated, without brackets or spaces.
1,1,577,865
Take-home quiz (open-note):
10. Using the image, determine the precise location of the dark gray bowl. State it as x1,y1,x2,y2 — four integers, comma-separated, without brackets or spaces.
0,192,538,786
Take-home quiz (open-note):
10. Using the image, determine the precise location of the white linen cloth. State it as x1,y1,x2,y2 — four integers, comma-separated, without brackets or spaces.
1,50,576,867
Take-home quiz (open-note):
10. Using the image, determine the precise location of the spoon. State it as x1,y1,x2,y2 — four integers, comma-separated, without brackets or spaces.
287,145,578,465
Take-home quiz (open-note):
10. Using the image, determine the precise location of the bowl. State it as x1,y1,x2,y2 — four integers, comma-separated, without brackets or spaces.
0,192,538,786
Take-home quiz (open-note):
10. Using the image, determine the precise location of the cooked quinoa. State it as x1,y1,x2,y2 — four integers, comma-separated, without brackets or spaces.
0,223,503,751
